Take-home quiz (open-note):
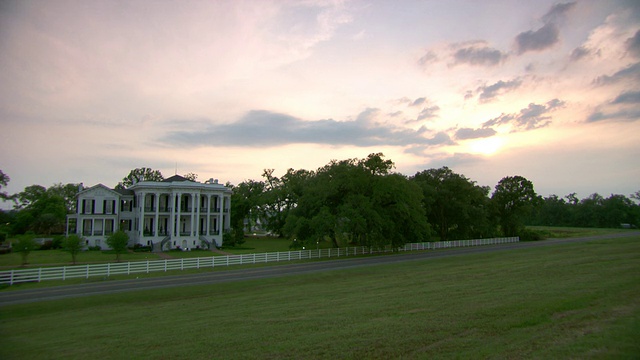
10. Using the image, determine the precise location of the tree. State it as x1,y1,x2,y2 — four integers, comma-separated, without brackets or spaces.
14,234,38,266
229,179,266,245
12,185,67,235
106,230,129,262
491,176,538,236
47,183,80,214
115,167,164,189
282,154,429,250
63,234,84,265
0,170,13,201
411,167,493,241
184,172,198,181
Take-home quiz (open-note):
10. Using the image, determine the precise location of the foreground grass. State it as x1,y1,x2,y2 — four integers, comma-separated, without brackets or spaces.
1,236,638,359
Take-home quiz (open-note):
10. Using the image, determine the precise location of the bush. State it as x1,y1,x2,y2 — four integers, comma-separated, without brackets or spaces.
518,228,545,241
88,245,102,251
51,235,64,249
40,240,54,250
132,245,152,252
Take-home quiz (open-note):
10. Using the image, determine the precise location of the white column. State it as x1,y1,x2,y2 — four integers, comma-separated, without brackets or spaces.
139,192,145,239
176,193,181,236
189,193,198,238
195,193,200,237
154,192,160,238
206,194,212,235
218,195,224,236
169,192,175,238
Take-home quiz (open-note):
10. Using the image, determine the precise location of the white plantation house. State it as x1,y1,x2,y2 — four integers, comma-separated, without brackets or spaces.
65,175,232,251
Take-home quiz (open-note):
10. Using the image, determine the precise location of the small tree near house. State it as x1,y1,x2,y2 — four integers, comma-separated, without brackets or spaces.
106,230,129,262
62,234,84,265
14,234,38,266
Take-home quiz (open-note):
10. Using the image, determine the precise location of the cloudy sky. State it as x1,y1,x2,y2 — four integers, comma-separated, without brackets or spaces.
1,0,639,206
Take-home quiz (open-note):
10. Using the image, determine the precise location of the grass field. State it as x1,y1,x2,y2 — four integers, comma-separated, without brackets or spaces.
0,234,638,359
0,236,320,269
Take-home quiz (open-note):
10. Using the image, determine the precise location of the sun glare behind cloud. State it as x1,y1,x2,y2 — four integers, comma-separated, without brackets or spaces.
467,137,503,155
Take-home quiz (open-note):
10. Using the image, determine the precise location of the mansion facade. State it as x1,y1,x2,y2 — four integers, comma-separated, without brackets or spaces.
66,175,232,251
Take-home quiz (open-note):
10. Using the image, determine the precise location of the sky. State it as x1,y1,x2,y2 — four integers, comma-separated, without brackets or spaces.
1,0,639,208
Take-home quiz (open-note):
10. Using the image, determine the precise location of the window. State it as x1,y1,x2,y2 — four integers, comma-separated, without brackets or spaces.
104,200,114,214
120,219,132,231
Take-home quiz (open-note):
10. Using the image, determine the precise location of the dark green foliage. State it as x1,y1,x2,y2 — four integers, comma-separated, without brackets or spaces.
13,234,38,265
282,153,430,249
526,192,640,229
115,167,164,189
62,234,84,264
411,167,494,241
10,183,76,236
491,176,539,236
0,170,13,201
222,228,246,248
106,230,129,262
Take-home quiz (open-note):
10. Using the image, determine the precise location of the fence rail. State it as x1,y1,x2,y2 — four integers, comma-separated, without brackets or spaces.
0,237,518,285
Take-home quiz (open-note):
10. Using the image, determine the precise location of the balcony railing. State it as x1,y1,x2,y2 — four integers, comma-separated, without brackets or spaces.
83,230,92,236
144,206,155,212
159,206,170,213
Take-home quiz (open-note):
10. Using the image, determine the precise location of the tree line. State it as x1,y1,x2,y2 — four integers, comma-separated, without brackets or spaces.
1,154,639,252
227,153,639,250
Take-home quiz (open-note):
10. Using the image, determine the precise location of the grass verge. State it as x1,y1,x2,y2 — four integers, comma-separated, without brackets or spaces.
0,235,638,359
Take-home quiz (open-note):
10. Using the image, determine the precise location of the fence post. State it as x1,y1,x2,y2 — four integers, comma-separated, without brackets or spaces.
10,270,14,285
62,267,65,281
147,260,149,273
86,265,89,279
38,267,42,282
164,260,167,272
107,263,110,277
127,262,131,275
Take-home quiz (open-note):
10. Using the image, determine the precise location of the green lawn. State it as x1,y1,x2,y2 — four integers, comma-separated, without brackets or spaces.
527,225,629,238
221,235,299,254
0,249,162,268
0,235,638,359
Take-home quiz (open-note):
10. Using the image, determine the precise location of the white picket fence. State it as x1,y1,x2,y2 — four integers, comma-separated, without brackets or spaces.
0,237,518,285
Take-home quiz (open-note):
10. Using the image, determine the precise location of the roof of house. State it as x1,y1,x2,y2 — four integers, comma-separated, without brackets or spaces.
113,188,134,196
162,175,193,183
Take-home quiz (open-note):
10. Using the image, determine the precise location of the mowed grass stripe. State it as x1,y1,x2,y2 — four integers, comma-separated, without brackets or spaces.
1,237,638,359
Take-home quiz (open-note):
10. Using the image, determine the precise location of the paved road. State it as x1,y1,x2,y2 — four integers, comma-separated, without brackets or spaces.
1,232,638,307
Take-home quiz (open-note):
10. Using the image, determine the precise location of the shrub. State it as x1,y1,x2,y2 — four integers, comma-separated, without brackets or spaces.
51,235,64,249
132,245,152,252
518,228,545,241
88,245,102,251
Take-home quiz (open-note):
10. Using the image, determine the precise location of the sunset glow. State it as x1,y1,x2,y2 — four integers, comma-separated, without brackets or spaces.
1,0,639,203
